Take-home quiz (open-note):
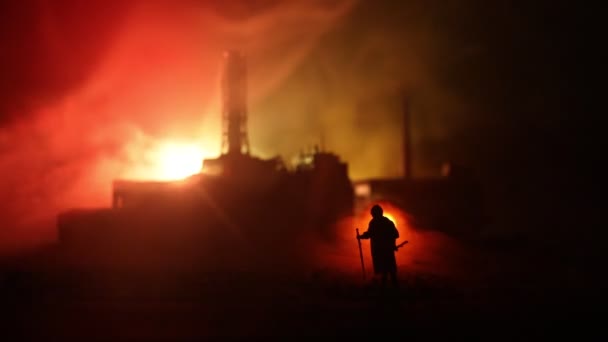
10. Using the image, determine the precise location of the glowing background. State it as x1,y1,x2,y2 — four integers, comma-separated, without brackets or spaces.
0,1,585,251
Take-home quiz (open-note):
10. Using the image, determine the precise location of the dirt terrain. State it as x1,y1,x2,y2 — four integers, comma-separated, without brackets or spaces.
1,218,602,340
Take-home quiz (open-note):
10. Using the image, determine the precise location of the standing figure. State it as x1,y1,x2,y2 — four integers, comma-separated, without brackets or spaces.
358,204,400,287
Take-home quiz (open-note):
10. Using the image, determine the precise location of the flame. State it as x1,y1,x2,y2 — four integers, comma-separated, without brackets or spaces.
117,135,220,182
148,141,206,181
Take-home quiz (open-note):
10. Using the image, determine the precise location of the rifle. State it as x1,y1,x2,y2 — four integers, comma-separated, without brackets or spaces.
395,240,409,251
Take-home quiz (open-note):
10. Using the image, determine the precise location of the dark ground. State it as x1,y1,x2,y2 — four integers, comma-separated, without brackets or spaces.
1,227,604,341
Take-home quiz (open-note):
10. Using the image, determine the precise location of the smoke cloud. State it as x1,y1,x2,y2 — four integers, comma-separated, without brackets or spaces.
0,0,356,251
0,0,585,251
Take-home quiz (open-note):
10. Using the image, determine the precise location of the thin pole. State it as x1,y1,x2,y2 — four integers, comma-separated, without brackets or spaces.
356,228,366,280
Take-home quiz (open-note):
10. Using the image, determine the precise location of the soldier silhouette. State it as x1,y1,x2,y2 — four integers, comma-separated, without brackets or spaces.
357,204,400,287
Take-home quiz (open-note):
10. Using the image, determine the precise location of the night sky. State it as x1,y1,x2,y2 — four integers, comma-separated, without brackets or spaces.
0,1,597,249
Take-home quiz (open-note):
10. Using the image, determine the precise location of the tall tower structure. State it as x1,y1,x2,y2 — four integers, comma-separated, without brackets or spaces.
221,50,250,155
403,95,412,179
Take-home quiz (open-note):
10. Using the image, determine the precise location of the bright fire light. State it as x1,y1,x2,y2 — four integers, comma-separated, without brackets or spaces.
152,142,205,180
355,201,410,236
384,212,398,226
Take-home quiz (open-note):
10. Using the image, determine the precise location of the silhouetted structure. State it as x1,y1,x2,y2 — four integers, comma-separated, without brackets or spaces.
57,53,485,271
58,51,354,267
354,95,485,238
402,96,412,180
221,50,249,155
358,204,399,287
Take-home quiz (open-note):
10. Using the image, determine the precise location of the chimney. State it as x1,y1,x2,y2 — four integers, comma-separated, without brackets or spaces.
221,50,250,156
403,96,411,179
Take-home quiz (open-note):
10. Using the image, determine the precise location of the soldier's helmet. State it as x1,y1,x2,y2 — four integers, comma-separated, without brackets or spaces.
371,204,383,218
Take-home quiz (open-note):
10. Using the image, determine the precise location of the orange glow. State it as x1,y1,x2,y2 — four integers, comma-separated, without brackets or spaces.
311,202,417,274
145,141,207,181
383,212,398,226
120,139,216,182
354,201,413,239
153,142,205,180
0,1,358,250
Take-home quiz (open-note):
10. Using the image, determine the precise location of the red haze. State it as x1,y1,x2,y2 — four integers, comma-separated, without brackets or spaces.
0,1,356,252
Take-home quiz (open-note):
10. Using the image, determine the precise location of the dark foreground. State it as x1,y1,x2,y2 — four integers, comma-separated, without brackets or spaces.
1,233,604,340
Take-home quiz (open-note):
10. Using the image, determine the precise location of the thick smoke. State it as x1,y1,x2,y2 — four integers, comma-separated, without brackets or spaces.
253,1,476,180
0,0,356,251
0,0,584,252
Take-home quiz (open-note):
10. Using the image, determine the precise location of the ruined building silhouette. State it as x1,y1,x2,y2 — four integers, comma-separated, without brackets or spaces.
353,96,486,238
57,51,354,267
57,51,484,269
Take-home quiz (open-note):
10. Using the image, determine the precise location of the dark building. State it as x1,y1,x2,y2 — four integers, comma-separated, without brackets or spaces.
57,51,485,269
58,51,354,264
353,97,486,238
